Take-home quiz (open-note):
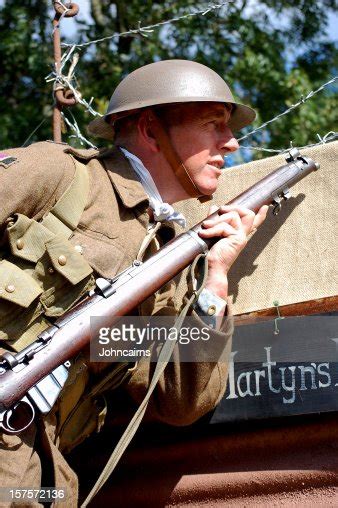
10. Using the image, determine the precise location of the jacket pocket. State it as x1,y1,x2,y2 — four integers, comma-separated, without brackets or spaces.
35,233,94,318
45,233,93,285
0,259,44,349
7,213,54,263
0,259,42,307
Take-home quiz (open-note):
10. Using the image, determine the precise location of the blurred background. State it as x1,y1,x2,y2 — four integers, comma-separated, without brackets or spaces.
0,0,337,165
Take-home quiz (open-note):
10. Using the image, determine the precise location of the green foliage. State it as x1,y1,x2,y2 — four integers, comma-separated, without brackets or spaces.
0,0,53,146
1,0,337,162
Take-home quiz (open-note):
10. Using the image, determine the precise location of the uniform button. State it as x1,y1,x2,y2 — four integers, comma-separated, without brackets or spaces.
207,305,217,316
16,239,24,250
58,255,67,266
48,267,55,274
74,244,83,254
5,284,15,293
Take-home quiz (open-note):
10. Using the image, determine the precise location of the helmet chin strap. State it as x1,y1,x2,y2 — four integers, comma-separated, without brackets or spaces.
148,109,212,204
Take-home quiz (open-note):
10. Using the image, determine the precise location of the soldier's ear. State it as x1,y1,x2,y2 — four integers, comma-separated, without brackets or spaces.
137,111,160,153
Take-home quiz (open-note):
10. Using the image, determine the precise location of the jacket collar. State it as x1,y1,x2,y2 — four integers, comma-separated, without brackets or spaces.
65,145,149,209
102,148,150,209
65,145,177,238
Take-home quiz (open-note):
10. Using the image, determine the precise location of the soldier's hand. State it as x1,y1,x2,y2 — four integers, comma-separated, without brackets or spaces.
198,204,268,299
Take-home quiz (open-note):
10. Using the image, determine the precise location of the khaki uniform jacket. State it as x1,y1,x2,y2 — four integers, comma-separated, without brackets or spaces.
0,141,233,505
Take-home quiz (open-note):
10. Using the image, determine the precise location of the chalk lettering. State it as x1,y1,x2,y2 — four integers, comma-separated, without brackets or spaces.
280,366,296,404
299,365,317,390
226,351,238,399
317,362,331,388
262,347,281,393
254,369,266,396
237,371,254,397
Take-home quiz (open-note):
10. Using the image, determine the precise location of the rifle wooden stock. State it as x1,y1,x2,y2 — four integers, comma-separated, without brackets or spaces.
0,151,319,411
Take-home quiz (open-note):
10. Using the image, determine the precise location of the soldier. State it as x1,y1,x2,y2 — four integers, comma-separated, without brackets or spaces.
0,60,267,506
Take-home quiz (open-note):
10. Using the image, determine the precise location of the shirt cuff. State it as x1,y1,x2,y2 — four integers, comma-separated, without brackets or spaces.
194,288,227,328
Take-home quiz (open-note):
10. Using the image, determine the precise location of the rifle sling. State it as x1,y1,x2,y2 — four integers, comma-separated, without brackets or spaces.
80,252,208,507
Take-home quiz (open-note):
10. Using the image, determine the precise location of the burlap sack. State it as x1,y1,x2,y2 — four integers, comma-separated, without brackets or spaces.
175,142,337,315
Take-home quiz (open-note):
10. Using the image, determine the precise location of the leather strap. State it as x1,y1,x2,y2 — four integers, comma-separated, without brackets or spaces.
148,110,211,203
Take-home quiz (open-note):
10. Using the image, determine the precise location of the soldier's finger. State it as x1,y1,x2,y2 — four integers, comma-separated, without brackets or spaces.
218,205,255,234
202,211,242,231
252,205,269,229
198,222,239,239
218,205,256,219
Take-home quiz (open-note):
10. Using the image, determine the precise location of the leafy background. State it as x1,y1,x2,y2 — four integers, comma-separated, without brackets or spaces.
0,0,337,165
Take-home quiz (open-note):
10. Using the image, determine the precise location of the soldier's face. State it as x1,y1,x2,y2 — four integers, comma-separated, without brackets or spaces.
168,103,239,196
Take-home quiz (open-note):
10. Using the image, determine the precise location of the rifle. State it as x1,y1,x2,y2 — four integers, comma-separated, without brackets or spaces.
0,148,319,434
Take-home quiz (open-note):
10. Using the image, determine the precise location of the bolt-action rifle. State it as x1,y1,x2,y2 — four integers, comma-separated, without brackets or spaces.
0,148,319,434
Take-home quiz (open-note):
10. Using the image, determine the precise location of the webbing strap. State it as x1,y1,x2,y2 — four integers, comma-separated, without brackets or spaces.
80,253,208,507
136,222,161,261
41,158,89,239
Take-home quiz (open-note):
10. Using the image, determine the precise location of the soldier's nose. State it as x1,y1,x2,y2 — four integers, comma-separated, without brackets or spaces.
218,128,239,153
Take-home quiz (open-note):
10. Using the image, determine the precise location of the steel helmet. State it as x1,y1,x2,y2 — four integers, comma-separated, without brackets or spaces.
88,59,256,139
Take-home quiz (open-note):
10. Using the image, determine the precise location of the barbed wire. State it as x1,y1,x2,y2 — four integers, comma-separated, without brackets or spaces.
239,131,338,155
61,2,232,49
28,2,230,147
46,47,101,117
52,1,71,34
51,69,338,154
62,111,97,148
43,1,337,157
47,2,232,122
238,76,338,142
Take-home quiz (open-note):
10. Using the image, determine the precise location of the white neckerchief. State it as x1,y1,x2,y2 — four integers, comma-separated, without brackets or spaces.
120,147,186,228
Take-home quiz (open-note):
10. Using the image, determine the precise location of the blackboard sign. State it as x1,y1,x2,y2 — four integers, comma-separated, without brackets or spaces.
210,315,338,423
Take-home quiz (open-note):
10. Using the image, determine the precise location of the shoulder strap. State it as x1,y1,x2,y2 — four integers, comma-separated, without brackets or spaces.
41,157,89,239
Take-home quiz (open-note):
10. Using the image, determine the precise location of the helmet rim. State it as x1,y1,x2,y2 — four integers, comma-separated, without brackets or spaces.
87,59,256,140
